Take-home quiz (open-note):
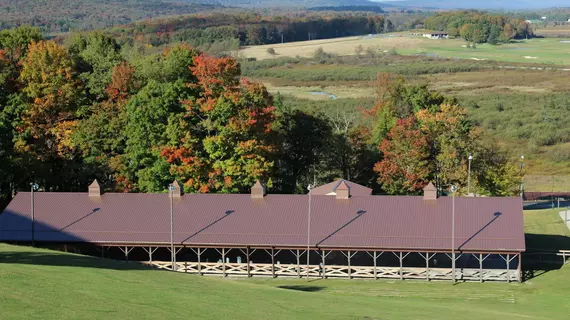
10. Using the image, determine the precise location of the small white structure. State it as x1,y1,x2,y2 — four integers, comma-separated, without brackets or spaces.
423,32,449,39
541,16,547,20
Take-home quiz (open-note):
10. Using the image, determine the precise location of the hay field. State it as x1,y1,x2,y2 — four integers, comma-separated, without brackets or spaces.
240,34,570,65
240,34,425,60
535,25,570,38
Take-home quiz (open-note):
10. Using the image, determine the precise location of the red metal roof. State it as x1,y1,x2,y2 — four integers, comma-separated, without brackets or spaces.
0,191,525,252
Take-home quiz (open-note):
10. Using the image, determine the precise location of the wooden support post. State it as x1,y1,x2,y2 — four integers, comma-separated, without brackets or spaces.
125,246,128,262
399,252,403,280
518,253,522,282
425,253,429,281
479,253,483,283
222,248,226,277
321,250,325,279
246,247,251,278
373,251,377,280
197,248,202,275
271,247,276,278
149,247,153,262
297,249,301,278
506,254,510,283
101,246,105,258
347,250,351,279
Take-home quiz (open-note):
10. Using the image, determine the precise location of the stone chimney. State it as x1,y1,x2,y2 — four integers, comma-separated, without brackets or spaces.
251,180,266,199
423,182,437,200
89,179,102,197
171,180,182,198
335,180,350,199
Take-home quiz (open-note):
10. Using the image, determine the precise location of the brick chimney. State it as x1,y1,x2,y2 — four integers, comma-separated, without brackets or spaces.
335,180,350,199
423,182,437,200
251,180,266,199
89,179,101,197
171,180,182,198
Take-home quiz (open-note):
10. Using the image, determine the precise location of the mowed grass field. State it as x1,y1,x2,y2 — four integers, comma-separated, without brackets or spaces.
240,34,570,65
1,209,569,320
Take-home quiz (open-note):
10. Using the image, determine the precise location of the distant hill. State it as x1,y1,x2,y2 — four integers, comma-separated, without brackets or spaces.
369,0,570,10
0,0,217,32
189,0,570,10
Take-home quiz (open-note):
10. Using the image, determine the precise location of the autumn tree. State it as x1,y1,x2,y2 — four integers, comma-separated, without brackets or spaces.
373,77,519,196
158,53,276,193
374,117,430,195
67,32,123,100
17,40,81,160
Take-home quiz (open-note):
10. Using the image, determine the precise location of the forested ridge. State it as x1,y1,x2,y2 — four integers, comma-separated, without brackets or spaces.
0,26,521,209
0,0,217,33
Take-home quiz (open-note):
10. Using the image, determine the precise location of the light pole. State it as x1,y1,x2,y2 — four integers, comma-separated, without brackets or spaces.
30,183,39,247
306,184,313,280
467,154,473,196
451,185,457,283
168,184,176,271
519,155,525,197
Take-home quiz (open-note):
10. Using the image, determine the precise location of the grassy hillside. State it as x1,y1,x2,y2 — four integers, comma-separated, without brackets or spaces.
1,208,570,320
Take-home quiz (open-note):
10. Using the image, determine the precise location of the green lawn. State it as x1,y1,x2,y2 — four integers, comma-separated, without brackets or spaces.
0,209,569,319
395,37,570,65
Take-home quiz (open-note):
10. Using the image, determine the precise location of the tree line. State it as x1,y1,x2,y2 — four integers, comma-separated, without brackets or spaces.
424,11,533,44
109,12,392,48
0,26,520,209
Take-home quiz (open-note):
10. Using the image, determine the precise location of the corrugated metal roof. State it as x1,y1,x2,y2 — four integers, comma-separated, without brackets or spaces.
0,191,525,252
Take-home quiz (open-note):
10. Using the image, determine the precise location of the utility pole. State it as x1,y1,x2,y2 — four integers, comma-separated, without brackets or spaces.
30,183,39,247
169,184,176,271
306,184,313,280
519,155,525,197
451,185,457,283
467,154,473,196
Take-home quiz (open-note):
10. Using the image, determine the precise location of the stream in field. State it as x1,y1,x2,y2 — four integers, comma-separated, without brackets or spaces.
308,91,337,100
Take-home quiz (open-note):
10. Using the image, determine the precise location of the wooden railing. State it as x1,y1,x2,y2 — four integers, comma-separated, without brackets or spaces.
141,261,519,282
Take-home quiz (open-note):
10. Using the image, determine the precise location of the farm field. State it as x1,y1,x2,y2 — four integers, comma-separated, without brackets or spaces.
535,25,570,38
240,34,570,65
0,209,569,319
239,34,570,187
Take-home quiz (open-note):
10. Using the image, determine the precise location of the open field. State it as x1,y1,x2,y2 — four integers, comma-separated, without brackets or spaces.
1,208,569,319
535,25,570,38
240,34,570,65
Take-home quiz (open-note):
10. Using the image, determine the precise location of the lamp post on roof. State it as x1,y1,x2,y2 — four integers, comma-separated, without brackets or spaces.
168,183,176,271
306,184,313,281
450,184,457,283
467,154,473,196
30,182,39,247
519,155,525,197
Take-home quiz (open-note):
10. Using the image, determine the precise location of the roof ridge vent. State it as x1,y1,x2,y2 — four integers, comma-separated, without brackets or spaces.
335,180,350,199
251,180,266,199
423,182,437,200
89,179,102,197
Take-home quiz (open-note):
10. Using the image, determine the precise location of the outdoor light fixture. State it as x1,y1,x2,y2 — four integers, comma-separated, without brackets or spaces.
467,154,473,196
450,185,457,283
30,182,39,247
306,184,313,281
520,155,525,197
168,184,176,271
